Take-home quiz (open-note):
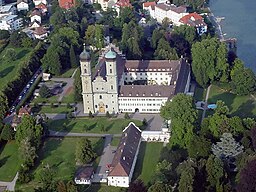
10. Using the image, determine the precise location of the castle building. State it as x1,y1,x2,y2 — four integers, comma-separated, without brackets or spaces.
80,45,191,114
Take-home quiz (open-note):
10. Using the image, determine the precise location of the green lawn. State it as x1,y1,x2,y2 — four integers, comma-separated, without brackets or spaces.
0,46,32,90
62,90,75,103
0,141,21,181
56,68,77,78
133,142,163,185
110,138,120,146
47,118,143,134
16,137,104,191
194,86,206,101
38,105,74,114
32,95,59,104
207,85,256,118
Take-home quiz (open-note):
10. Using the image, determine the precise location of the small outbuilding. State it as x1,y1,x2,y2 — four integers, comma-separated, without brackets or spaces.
74,166,94,185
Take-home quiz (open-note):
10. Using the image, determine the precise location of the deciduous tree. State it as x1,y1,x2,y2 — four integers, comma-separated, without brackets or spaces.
206,155,224,188
1,124,14,141
19,138,37,167
39,84,51,98
160,94,198,148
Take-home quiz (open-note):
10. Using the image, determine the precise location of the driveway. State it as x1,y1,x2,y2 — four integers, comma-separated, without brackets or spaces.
0,172,18,191
51,78,74,102
93,135,117,183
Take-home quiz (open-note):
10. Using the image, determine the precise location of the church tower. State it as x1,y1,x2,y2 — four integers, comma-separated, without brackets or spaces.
80,46,94,114
105,49,119,113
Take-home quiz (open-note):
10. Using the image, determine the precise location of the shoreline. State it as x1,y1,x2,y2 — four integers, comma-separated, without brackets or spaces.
206,7,225,40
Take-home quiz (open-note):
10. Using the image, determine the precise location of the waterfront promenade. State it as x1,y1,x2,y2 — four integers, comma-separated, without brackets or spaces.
207,7,225,40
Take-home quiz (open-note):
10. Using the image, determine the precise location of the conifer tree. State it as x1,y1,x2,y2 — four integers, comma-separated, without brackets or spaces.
69,45,79,68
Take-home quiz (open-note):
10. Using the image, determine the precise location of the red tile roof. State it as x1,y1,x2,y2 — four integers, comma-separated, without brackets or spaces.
34,26,47,35
59,0,75,9
30,9,42,17
179,12,206,27
156,3,186,13
18,106,31,117
35,3,47,10
115,0,132,8
143,1,156,7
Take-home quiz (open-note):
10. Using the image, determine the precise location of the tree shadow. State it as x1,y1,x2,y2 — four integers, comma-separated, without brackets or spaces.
0,66,15,78
105,122,114,132
231,99,256,118
89,122,97,131
16,49,30,60
0,155,10,167
93,138,104,156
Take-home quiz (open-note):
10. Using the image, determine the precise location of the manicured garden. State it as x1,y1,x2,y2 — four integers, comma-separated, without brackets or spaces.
47,117,143,134
207,85,256,118
84,184,125,192
0,141,21,181
56,68,77,78
16,137,104,191
133,142,163,185
0,47,32,90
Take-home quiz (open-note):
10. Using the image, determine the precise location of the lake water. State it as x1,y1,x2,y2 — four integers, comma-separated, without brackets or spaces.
209,0,256,71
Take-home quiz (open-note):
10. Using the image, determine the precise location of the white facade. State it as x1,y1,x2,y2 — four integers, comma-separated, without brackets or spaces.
0,15,23,31
74,176,93,185
141,128,170,143
34,32,47,39
108,176,130,188
17,2,29,11
96,0,117,11
146,3,188,26
30,15,41,23
118,97,167,113
33,0,47,6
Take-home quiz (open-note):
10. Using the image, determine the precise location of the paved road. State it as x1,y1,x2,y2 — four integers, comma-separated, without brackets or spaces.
51,78,74,102
0,172,18,191
93,135,117,183
48,130,122,138
201,85,212,122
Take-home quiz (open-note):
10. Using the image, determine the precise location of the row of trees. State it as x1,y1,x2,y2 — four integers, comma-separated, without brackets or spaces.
192,37,256,95
151,94,256,191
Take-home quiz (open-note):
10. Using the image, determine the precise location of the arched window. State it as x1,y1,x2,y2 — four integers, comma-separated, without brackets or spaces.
99,95,102,99
111,85,113,90
84,69,87,73
110,69,112,73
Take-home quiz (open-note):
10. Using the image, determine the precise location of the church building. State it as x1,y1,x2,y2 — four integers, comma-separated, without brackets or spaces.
80,45,191,114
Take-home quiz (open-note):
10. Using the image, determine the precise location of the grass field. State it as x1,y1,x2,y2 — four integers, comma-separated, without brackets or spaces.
32,95,59,104
39,105,74,114
0,141,21,181
56,68,77,78
110,138,120,146
133,142,163,185
207,85,256,118
16,137,104,191
47,117,143,134
0,46,32,90
81,184,125,192
61,90,75,103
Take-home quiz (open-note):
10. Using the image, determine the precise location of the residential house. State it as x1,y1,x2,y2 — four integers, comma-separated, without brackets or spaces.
18,105,32,117
107,122,141,188
74,166,94,185
33,0,47,6
113,0,132,16
33,26,47,39
179,12,207,35
144,2,188,26
95,0,117,11
0,4,17,17
59,0,75,9
0,15,23,31
35,3,47,14
142,1,156,18
30,9,42,23
17,0,29,11
30,20,41,28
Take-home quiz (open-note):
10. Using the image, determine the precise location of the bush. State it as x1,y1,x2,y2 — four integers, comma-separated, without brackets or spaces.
0,30,9,40
17,167,31,184
142,118,147,126
124,112,130,119
106,111,111,118
66,103,71,109
1,124,14,141
39,85,51,98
